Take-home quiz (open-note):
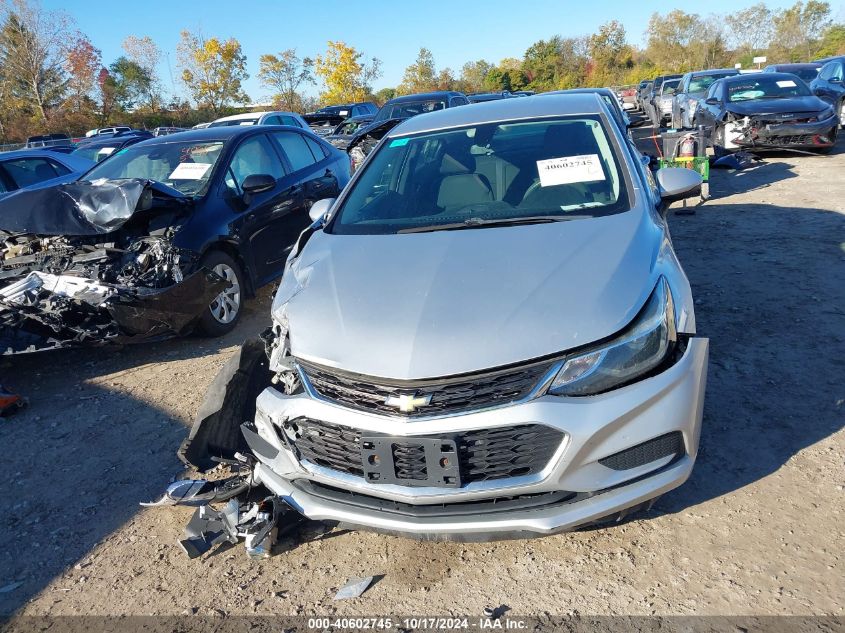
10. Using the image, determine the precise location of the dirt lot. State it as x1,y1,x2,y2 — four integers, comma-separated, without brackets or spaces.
0,140,843,620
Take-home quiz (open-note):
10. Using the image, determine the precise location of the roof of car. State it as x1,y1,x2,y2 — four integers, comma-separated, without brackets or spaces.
721,71,796,83
386,91,465,104
387,93,605,137
128,124,310,147
689,68,739,76
767,62,822,68
211,111,300,123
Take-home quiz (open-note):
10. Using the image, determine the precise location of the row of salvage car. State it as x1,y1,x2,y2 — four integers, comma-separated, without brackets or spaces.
636,55,845,154
9,71,842,549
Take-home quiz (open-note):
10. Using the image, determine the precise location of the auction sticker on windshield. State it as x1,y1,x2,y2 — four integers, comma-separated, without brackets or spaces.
537,154,605,187
776,80,797,88
169,163,212,180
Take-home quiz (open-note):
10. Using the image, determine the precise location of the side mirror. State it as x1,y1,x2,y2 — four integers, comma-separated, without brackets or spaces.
704,97,719,105
656,167,702,205
309,197,335,223
242,174,276,194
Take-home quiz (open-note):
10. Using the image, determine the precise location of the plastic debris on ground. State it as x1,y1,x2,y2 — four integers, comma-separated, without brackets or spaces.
333,576,375,600
712,151,761,170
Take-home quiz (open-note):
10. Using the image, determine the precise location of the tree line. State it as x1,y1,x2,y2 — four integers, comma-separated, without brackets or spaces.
0,0,842,143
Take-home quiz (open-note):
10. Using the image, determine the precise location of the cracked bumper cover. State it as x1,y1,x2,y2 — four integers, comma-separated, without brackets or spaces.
731,115,838,148
246,338,709,539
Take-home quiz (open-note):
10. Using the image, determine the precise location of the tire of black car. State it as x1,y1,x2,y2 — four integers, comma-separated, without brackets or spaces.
196,250,245,337
712,124,726,154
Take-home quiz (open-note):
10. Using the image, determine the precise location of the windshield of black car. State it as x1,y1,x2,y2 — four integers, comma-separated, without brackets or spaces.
328,115,630,235
785,68,820,82
373,99,447,123
689,73,735,93
80,140,225,196
728,76,811,102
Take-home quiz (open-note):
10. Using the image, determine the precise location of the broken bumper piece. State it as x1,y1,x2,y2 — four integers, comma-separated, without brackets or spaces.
0,270,226,354
176,495,301,559
728,115,837,149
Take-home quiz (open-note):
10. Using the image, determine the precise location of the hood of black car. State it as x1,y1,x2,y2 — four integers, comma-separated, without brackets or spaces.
726,96,828,117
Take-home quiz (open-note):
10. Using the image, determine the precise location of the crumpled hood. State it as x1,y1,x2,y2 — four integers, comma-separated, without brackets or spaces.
726,96,828,117
280,208,662,379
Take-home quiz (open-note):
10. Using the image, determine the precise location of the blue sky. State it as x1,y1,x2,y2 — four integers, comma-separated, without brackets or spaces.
44,0,838,102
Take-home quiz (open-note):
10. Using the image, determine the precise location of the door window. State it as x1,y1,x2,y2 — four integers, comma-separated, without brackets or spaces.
1,157,60,188
819,63,835,80
271,132,317,172
224,135,285,194
263,115,281,125
280,115,300,127
304,136,327,160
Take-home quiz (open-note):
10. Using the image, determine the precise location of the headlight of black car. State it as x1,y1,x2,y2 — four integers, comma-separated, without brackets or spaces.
548,278,676,397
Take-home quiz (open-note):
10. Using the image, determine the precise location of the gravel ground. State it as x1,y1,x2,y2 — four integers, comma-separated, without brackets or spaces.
0,140,843,620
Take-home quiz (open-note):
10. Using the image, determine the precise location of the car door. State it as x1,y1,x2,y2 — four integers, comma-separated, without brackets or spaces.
695,82,720,130
812,62,836,103
222,132,298,285
270,129,341,202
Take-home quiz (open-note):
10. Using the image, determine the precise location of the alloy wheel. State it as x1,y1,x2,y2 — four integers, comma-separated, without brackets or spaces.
209,263,241,324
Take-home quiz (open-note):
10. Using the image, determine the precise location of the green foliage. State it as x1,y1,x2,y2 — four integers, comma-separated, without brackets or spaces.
259,49,313,112
178,30,249,113
398,48,437,94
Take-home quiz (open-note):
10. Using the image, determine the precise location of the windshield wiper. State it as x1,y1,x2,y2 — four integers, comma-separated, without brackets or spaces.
397,215,589,234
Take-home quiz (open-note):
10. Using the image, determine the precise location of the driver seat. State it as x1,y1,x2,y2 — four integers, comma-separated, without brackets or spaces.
435,150,493,213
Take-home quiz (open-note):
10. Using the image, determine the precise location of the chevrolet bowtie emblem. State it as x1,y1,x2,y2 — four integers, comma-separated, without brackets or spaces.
384,392,433,413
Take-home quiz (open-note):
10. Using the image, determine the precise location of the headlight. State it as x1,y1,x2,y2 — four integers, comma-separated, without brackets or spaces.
547,279,676,397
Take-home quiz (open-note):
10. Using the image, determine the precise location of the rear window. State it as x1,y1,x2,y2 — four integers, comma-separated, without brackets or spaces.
330,115,629,235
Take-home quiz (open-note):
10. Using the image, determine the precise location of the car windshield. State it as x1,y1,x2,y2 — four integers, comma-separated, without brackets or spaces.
72,144,123,163
689,73,735,93
728,76,811,102
373,99,447,123
80,140,225,196
329,115,629,235
780,67,819,82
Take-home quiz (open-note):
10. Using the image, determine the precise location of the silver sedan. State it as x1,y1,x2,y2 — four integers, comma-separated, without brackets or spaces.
249,94,709,539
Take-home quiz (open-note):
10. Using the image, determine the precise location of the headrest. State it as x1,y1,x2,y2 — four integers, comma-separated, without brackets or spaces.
543,124,599,156
439,149,476,175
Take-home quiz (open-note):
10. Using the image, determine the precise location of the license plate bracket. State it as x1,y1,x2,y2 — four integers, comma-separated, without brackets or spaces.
360,436,461,488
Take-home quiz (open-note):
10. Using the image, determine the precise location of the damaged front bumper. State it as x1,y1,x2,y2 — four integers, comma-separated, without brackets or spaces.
0,269,225,354
245,338,709,541
725,114,838,149
0,178,226,353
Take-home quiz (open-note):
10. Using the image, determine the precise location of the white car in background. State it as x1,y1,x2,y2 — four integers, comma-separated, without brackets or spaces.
208,111,311,131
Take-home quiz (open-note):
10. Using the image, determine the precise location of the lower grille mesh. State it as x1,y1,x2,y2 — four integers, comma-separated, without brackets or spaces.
598,432,684,471
286,417,564,486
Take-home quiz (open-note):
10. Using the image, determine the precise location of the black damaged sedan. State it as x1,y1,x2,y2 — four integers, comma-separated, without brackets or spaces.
694,72,838,153
0,125,350,354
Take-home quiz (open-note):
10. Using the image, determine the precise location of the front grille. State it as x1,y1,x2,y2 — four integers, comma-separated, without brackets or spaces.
298,359,554,418
284,417,564,486
598,432,684,471
754,134,814,146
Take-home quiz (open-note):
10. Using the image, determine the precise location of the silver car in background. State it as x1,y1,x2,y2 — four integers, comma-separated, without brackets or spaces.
251,94,709,540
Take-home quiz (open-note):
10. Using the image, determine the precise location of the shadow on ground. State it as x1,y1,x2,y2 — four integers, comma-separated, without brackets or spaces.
0,287,274,615
657,164,845,514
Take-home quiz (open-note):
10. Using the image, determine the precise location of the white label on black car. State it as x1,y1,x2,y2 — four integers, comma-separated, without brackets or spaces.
537,154,605,187
776,80,797,88
169,162,212,180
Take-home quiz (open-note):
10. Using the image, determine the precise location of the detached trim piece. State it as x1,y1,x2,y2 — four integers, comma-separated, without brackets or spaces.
598,431,684,471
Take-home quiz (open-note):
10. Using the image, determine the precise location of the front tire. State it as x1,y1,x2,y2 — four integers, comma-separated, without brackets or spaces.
196,250,245,337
